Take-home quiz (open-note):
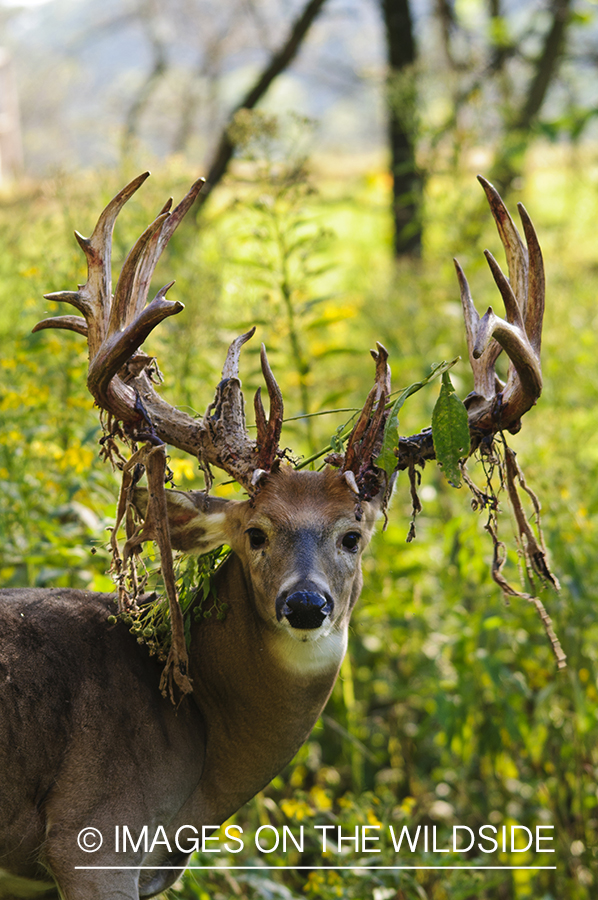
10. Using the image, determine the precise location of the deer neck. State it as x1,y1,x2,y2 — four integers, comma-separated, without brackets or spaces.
185,553,344,822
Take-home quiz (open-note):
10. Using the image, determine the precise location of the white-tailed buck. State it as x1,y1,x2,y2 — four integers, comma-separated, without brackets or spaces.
0,173,546,899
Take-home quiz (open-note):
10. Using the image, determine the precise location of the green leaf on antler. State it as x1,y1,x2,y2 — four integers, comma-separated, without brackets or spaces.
432,372,470,487
375,359,461,480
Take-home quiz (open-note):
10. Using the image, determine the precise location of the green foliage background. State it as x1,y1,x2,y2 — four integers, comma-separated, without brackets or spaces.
0,147,597,899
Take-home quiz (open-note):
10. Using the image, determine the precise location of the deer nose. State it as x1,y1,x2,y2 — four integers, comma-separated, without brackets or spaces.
276,591,334,629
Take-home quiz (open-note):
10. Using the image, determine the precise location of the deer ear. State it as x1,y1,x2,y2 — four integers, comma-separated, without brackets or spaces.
132,487,233,553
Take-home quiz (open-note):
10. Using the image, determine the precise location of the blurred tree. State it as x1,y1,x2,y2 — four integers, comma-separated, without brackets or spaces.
380,0,423,257
119,0,331,164
424,0,581,195
489,0,574,192
114,0,331,209
195,0,329,211
121,0,169,159
376,0,580,256
3,0,595,252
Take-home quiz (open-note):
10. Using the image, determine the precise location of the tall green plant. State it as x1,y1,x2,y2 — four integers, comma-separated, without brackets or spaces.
225,111,338,456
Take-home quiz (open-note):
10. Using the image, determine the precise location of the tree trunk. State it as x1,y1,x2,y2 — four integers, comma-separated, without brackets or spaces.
380,0,422,257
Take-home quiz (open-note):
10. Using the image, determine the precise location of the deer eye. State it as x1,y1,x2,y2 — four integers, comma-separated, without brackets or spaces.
246,528,267,549
341,531,361,553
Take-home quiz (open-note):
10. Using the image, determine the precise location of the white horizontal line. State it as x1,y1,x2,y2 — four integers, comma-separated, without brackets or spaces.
75,865,557,871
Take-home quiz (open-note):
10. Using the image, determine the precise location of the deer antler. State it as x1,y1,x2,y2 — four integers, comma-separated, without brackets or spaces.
341,343,391,500
329,176,545,490
33,173,284,495
33,173,544,492
456,175,544,438
396,175,545,470
312,175,545,497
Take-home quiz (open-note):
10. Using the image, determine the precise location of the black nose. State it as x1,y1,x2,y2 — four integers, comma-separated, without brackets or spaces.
277,591,334,629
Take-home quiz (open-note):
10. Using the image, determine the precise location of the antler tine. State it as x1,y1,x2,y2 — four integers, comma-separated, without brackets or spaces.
254,388,267,448
37,174,151,354
154,178,206,259
122,177,205,326
372,342,391,394
254,344,284,472
454,259,503,402
477,175,528,316
34,174,202,433
195,329,262,492
105,178,207,373
80,173,152,355
478,249,542,411
86,198,191,420
517,202,545,355
482,250,526,335
108,212,171,336
221,327,256,380
87,283,184,411
341,343,390,497
32,314,88,337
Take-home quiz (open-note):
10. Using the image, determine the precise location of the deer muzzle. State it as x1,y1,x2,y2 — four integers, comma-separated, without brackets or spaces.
276,588,334,630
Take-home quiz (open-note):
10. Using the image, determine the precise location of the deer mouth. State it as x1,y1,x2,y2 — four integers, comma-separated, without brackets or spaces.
276,590,334,630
